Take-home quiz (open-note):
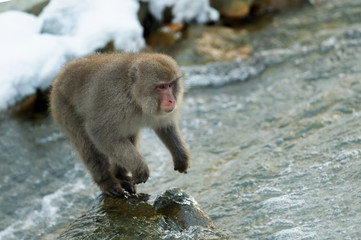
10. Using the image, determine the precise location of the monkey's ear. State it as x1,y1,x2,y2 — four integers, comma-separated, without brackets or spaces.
129,64,139,83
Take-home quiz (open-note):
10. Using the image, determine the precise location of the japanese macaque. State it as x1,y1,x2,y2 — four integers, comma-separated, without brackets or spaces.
50,53,190,198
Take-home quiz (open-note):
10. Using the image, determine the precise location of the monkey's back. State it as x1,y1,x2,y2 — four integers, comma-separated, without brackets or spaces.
50,53,135,123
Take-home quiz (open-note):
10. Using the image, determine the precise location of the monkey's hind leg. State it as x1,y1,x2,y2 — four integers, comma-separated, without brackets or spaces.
70,128,128,198
108,132,142,194
85,126,150,185
52,96,126,198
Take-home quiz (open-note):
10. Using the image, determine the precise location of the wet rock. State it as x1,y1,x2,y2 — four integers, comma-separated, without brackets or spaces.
58,188,226,239
210,0,310,25
154,188,214,230
210,0,253,20
164,25,253,65
146,23,187,50
250,0,311,16
195,29,253,62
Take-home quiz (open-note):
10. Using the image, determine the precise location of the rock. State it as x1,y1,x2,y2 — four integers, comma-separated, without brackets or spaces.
250,0,311,16
154,188,214,230
0,0,48,13
138,1,161,38
163,25,253,65
195,29,253,62
210,0,310,25
58,188,226,239
210,0,253,19
12,89,49,120
26,0,49,16
146,23,187,50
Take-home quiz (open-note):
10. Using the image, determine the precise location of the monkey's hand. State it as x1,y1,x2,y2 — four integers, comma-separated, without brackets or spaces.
132,162,150,184
173,155,190,174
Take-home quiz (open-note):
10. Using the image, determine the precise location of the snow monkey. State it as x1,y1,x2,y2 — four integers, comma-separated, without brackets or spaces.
50,53,190,198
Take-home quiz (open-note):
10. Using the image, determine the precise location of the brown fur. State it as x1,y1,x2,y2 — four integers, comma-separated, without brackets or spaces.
50,52,190,198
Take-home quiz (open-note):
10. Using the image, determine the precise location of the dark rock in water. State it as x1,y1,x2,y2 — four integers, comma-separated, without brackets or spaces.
58,188,226,240
154,188,214,231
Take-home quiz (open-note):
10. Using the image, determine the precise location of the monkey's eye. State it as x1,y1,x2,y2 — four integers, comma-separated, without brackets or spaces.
157,84,166,89
169,81,176,88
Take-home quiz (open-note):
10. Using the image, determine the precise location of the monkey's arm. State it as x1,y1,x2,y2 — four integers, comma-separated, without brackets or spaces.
155,125,190,173
85,124,149,184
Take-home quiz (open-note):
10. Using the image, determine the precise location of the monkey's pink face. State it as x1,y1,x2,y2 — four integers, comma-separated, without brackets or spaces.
155,80,177,113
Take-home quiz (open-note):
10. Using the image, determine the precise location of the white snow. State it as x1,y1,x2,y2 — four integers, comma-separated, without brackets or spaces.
148,0,219,24
0,0,219,111
39,0,145,55
0,11,72,110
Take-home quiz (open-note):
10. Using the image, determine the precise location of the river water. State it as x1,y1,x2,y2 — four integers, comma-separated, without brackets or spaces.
1,0,361,239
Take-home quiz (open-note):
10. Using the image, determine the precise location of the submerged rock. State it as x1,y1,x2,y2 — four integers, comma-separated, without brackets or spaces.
58,188,226,239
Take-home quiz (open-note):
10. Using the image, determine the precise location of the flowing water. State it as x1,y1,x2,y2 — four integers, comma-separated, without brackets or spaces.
1,0,361,239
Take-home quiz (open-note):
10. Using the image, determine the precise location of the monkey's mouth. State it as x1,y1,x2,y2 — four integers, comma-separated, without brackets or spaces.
161,105,177,114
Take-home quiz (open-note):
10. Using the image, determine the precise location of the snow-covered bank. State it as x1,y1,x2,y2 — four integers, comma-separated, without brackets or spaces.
39,0,144,55
148,0,219,24
0,0,144,111
0,0,218,112
0,11,72,110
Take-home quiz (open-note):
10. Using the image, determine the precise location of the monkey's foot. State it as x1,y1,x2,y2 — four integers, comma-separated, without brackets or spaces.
99,180,127,198
120,180,136,194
